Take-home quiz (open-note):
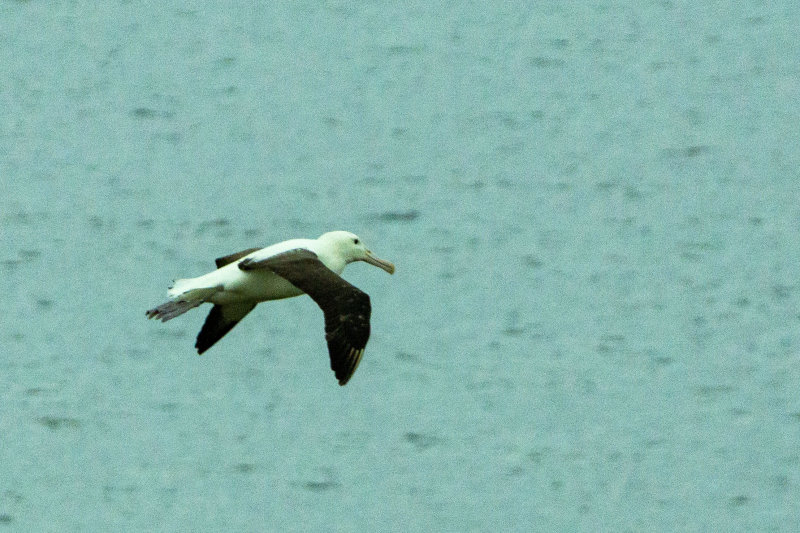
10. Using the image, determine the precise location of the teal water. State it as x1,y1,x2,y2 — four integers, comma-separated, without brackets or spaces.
2,3,799,531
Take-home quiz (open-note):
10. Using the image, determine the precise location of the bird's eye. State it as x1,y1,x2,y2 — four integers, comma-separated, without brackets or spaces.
353,238,360,245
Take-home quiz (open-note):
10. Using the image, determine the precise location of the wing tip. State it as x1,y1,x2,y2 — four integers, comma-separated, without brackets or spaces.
334,347,365,386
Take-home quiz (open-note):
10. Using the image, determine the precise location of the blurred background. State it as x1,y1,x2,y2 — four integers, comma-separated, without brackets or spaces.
2,2,799,530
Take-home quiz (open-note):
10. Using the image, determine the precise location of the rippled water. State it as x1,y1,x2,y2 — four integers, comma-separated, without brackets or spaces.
2,3,799,531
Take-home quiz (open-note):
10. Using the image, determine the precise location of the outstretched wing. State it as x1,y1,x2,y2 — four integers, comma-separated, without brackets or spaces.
239,249,371,385
195,302,257,354
215,248,261,269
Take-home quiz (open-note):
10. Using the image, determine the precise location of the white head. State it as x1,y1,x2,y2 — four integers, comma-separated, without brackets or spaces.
318,231,395,274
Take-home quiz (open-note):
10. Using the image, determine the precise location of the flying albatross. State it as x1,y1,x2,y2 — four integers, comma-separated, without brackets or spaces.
146,231,395,385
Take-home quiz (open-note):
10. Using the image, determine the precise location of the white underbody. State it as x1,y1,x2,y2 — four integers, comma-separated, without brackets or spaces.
168,237,347,305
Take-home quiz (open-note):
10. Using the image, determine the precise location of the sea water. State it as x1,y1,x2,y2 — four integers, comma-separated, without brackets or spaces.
2,2,799,531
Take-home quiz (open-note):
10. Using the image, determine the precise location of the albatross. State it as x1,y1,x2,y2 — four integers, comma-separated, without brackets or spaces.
146,231,395,385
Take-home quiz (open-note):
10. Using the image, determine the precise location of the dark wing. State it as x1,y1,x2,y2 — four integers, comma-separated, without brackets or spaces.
215,248,261,269
195,302,257,354
239,249,371,386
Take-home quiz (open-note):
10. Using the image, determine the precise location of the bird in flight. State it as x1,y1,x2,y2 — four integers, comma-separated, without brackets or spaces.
146,231,395,385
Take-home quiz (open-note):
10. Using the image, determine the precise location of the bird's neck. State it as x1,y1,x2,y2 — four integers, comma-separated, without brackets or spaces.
317,251,347,274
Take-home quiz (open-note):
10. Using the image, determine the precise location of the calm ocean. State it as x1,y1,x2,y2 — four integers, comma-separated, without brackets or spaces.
2,2,799,531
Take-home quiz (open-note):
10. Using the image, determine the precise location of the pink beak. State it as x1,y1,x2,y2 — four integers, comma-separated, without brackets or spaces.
362,251,395,274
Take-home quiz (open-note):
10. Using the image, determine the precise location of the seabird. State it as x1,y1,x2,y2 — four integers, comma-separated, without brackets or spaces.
146,231,395,385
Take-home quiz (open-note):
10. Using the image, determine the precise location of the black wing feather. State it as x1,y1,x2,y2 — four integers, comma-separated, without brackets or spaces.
215,248,261,269
195,303,256,354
